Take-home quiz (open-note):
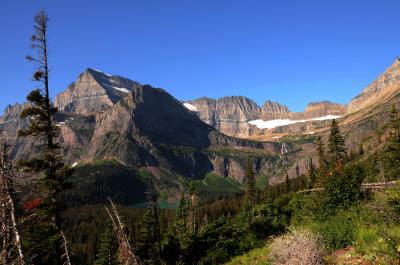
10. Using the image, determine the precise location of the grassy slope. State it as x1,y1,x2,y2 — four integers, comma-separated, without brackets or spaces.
226,245,271,265
224,187,400,265
195,172,243,193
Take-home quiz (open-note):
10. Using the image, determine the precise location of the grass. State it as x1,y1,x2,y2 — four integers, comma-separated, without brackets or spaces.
256,175,269,190
227,189,400,265
195,173,243,193
204,146,276,159
225,244,271,265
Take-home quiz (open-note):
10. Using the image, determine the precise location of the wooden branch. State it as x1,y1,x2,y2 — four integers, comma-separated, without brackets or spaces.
60,230,72,265
105,198,141,265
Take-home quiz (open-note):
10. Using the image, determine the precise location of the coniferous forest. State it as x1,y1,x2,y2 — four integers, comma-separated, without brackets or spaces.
1,7,400,265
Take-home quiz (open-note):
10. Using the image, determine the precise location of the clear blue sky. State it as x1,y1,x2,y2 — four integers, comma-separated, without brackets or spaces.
1,0,399,113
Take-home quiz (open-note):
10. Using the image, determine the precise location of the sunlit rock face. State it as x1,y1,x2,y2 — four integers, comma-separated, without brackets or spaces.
55,68,141,115
348,58,400,114
185,96,261,137
185,97,346,137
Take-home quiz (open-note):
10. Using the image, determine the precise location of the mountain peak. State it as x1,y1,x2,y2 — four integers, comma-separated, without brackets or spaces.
348,58,400,113
85,68,113,77
55,69,141,114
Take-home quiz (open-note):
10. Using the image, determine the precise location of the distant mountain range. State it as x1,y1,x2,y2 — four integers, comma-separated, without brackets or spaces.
183,58,400,140
0,58,399,202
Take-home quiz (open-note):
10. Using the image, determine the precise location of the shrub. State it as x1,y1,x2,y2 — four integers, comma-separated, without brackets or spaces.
387,183,400,213
318,210,356,252
269,228,325,265
322,164,365,215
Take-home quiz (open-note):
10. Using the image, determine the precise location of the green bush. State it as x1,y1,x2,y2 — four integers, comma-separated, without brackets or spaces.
322,164,365,215
318,210,356,252
387,183,400,213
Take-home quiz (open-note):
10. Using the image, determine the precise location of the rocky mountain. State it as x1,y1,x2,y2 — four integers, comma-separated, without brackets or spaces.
1,69,291,201
185,97,346,138
348,58,400,113
55,68,141,114
184,58,400,140
260,101,290,120
2,58,400,202
185,96,261,137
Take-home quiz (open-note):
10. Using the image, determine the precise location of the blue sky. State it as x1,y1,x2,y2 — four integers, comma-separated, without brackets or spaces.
1,0,399,113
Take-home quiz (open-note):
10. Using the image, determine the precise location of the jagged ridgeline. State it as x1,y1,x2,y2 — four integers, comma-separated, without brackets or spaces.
0,68,292,205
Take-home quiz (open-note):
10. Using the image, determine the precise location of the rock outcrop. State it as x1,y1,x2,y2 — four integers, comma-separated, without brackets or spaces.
261,101,290,120
1,70,289,195
55,68,141,114
185,97,346,138
348,58,400,113
186,96,261,137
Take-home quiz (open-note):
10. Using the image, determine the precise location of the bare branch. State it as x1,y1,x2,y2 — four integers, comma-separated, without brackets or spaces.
105,198,141,265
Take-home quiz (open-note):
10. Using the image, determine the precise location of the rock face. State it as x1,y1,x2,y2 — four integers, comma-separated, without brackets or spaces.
1,69,290,196
292,101,346,119
261,101,290,120
186,96,261,137
55,68,141,114
186,97,346,137
348,58,400,113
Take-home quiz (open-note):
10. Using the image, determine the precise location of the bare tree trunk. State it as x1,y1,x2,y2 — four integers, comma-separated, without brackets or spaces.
60,230,72,265
105,199,141,265
0,144,25,265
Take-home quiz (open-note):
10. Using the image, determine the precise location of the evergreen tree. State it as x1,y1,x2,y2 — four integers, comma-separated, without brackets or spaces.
322,164,365,215
174,192,190,262
358,144,364,156
383,105,400,180
327,119,347,171
187,182,198,233
136,210,155,264
315,136,327,187
284,173,290,193
137,175,161,264
295,164,300,178
244,159,256,210
307,157,316,188
94,221,119,265
18,10,71,264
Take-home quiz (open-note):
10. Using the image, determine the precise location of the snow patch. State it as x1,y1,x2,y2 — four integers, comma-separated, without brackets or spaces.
183,103,198,112
248,115,341,129
92,68,111,77
102,84,130,93
72,162,78,168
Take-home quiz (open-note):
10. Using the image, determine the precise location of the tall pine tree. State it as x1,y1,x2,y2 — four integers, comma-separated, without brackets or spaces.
383,105,400,180
315,136,327,187
244,159,256,210
18,10,71,264
137,175,161,264
327,119,347,171
307,157,316,188
94,221,119,265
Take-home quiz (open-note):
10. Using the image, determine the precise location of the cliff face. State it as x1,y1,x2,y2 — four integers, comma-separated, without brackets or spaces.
186,97,346,138
260,101,289,120
1,70,290,196
297,101,346,119
187,96,261,137
348,58,400,113
55,68,141,114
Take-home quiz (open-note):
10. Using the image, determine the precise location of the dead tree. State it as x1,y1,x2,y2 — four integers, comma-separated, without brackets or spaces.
0,143,25,265
60,230,72,265
105,199,141,265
